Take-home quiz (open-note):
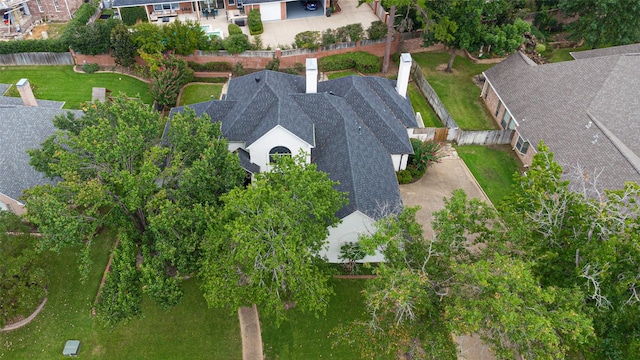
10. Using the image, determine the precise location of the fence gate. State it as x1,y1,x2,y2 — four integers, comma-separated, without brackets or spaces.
434,128,449,142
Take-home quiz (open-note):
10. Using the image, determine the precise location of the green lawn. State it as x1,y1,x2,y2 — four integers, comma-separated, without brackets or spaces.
262,279,384,359
412,52,496,130
455,145,522,205
408,82,442,127
0,66,152,109
0,230,241,359
179,83,223,105
547,45,590,63
327,70,359,79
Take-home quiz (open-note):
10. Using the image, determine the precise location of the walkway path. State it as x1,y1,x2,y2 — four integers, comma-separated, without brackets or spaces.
238,305,263,360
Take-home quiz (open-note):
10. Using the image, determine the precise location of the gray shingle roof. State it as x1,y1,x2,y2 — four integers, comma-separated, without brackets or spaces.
0,102,82,202
173,70,416,219
484,50,640,190
571,43,640,60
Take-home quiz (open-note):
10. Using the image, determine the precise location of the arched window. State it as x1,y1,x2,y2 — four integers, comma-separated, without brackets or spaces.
269,146,291,163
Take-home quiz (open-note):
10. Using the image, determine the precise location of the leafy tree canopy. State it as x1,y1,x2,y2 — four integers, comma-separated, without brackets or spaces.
200,153,348,324
25,96,245,323
559,0,640,48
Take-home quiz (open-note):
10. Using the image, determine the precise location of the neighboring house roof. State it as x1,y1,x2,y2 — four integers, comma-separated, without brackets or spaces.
484,50,640,190
571,43,640,60
172,70,416,219
0,90,82,202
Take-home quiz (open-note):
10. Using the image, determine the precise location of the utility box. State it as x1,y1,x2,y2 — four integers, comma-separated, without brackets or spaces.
63,340,80,356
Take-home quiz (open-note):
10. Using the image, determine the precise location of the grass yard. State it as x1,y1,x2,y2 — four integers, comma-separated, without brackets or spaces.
327,70,359,80
0,66,152,109
0,230,241,359
261,279,385,359
547,45,590,63
179,83,223,105
408,82,442,127
412,52,496,130
455,145,522,205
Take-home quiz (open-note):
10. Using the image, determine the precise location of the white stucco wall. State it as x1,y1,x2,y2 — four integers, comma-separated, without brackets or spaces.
320,211,385,263
227,141,245,152
247,125,313,171
391,154,409,171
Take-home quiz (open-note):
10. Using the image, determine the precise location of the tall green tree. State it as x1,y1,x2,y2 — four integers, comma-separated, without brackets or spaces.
162,19,208,55
25,97,245,322
150,54,194,110
200,153,347,324
110,22,137,68
337,191,595,359
500,142,640,359
559,0,640,48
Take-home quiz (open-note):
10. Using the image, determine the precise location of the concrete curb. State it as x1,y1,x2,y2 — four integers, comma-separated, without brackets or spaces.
1,298,47,332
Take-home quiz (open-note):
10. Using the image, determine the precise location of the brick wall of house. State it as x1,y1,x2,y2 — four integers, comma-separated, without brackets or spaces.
27,0,83,22
481,81,506,128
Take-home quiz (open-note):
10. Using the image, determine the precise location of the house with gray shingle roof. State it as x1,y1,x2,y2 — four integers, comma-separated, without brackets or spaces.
172,55,418,262
480,46,640,192
0,80,82,214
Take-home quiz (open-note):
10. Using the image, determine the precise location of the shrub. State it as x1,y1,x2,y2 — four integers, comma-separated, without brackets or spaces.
82,63,100,73
367,20,388,40
265,58,280,71
321,29,336,47
409,139,442,172
223,34,251,54
120,6,148,26
228,23,243,36
110,22,137,67
294,31,320,49
344,23,364,42
163,19,207,55
187,61,232,72
193,77,229,83
318,51,381,73
396,169,412,184
535,43,546,53
233,62,246,76
248,9,263,35
150,54,194,110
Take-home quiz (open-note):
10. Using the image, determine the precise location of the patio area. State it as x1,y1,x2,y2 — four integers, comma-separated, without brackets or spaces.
166,0,380,48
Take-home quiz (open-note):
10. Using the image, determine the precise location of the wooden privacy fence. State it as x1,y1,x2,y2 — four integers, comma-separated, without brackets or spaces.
411,127,514,146
0,52,74,65
410,62,515,146
410,62,459,129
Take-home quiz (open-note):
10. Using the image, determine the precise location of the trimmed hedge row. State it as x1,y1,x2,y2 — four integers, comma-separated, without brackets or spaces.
187,61,232,72
318,51,382,74
0,39,67,54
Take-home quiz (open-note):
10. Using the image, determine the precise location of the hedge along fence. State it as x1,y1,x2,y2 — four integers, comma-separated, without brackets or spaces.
70,34,399,70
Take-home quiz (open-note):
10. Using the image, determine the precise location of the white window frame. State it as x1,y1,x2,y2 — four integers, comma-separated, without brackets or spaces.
501,111,511,129
35,0,44,12
53,0,60,11
515,135,530,155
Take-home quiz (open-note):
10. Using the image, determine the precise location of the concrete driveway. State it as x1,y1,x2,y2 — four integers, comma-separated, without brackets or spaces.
400,144,491,239
259,0,380,48
399,144,496,360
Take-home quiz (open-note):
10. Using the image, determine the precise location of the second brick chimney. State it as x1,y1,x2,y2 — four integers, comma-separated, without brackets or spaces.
17,78,38,107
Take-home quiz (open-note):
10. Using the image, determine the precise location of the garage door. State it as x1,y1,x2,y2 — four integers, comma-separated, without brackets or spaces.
260,2,281,21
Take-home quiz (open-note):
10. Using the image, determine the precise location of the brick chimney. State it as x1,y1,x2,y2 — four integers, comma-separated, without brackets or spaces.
396,53,412,99
16,78,38,107
306,58,317,94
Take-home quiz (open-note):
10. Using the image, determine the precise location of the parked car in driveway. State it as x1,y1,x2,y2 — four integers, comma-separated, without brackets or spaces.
304,0,318,11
